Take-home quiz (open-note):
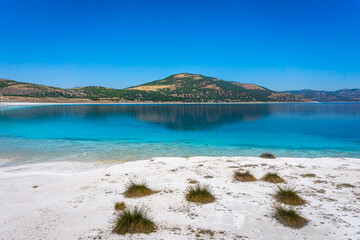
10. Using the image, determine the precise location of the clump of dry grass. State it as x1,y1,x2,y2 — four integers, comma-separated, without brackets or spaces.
274,206,308,228
261,172,285,183
260,152,276,159
185,184,215,204
300,173,316,178
337,183,355,188
198,229,215,236
234,170,257,182
115,201,126,211
188,179,198,184
112,207,156,235
275,186,306,206
124,181,156,198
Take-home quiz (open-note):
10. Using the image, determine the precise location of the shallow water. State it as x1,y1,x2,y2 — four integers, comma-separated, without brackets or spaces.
1,103,359,166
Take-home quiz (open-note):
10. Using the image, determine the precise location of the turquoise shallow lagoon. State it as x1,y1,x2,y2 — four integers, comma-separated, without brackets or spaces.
0,103,359,166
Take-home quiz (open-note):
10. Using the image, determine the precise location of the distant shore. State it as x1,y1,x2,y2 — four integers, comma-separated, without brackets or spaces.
0,156,359,239
0,100,324,106
3,100,360,107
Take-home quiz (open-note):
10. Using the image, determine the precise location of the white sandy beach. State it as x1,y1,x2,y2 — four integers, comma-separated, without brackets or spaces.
0,157,359,240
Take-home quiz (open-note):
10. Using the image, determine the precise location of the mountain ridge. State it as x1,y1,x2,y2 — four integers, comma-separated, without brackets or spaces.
284,89,360,102
1,73,358,103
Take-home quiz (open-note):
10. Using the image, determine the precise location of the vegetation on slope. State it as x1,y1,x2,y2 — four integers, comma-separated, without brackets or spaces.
127,73,308,102
0,74,313,102
284,89,360,102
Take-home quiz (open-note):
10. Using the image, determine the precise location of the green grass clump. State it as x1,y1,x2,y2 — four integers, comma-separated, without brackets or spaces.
185,184,215,204
275,186,306,206
274,206,308,228
124,181,156,198
261,172,285,183
115,201,126,211
234,170,257,182
112,207,156,234
260,152,276,159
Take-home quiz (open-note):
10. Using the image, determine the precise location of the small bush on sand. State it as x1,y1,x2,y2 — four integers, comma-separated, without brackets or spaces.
112,207,155,234
260,152,276,159
274,206,308,228
185,184,215,204
124,181,156,198
261,172,285,183
115,201,126,211
234,170,257,182
275,186,306,206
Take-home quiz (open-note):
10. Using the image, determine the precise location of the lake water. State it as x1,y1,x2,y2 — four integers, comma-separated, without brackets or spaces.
0,103,360,166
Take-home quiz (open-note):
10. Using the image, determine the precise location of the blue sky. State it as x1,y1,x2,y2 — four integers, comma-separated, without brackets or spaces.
0,0,359,90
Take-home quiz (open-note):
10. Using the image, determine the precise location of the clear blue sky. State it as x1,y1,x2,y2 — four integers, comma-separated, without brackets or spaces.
1,0,359,90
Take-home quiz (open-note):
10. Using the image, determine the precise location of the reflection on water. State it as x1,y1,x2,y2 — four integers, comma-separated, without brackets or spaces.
0,103,360,166
2,103,360,130
1,104,271,130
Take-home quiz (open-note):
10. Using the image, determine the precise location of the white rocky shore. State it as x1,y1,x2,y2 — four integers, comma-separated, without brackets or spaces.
0,157,359,240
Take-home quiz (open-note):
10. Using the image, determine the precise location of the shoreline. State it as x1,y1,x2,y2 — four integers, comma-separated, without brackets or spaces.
2,155,360,169
0,156,359,239
2,101,360,107
0,101,327,106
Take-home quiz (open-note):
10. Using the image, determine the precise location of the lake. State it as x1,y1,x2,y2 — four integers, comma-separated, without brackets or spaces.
0,103,359,166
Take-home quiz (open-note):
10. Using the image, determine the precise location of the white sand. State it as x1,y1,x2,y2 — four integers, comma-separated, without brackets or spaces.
0,157,359,239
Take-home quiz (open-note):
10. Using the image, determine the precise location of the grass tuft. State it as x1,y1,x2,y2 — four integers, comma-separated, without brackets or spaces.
112,207,156,235
300,173,316,178
274,206,308,228
188,179,198,184
275,186,306,206
234,170,257,182
337,183,355,188
260,152,276,159
124,181,156,198
198,229,215,236
185,184,215,204
115,201,126,211
261,172,285,183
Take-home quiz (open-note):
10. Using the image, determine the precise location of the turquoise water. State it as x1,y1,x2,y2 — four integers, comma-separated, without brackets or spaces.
0,103,359,166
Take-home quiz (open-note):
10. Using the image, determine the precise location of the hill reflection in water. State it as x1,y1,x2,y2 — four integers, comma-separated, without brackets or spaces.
2,103,360,131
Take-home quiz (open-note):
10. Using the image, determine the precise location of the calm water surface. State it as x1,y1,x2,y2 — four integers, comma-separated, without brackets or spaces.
0,103,360,166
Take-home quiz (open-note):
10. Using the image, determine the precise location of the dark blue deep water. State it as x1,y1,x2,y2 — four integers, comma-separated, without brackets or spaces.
0,103,360,166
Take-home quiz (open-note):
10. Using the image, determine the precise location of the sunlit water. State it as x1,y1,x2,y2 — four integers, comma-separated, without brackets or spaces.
1,103,360,167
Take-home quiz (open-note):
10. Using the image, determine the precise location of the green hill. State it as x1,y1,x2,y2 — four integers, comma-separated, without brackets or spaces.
0,74,311,102
126,73,308,102
0,78,82,98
